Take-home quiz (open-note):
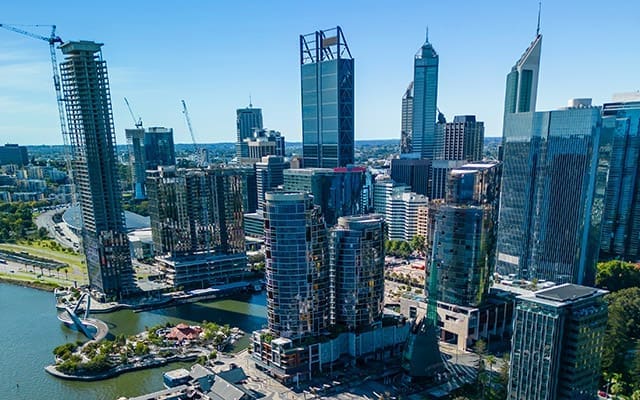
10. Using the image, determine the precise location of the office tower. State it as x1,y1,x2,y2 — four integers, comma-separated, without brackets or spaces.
411,32,439,159
387,192,429,241
60,41,134,299
400,82,414,154
330,215,385,331
0,144,29,166
239,165,258,214
600,96,640,260
497,100,609,285
255,156,288,210
242,129,286,163
283,166,365,226
373,175,411,216
508,284,608,400
437,115,484,161
390,157,431,196
447,161,502,205
429,160,466,200
146,166,247,288
236,104,263,159
125,126,175,199
300,26,354,168
504,32,542,115
263,191,330,338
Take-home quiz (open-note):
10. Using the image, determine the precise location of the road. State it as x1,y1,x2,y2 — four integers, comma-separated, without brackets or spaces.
34,207,79,250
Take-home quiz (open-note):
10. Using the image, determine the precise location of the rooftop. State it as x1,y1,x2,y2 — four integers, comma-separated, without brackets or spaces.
534,283,603,303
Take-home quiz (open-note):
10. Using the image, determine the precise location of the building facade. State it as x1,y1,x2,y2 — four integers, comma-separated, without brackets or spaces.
236,105,263,159
373,175,411,217
437,115,484,161
255,156,288,211
504,33,541,116
401,82,414,154
330,215,385,331
300,26,354,168
508,284,608,400
263,191,330,339
0,144,29,166
125,126,175,199
60,41,134,299
411,33,439,159
387,192,429,241
599,97,640,260
283,167,366,226
390,157,431,196
243,129,285,163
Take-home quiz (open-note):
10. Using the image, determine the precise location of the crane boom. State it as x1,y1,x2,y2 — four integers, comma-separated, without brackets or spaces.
124,97,143,129
181,100,204,167
0,24,73,201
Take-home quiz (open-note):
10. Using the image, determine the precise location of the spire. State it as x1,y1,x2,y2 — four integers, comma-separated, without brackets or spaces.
425,26,429,44
536,2,541,36
249,94,252,108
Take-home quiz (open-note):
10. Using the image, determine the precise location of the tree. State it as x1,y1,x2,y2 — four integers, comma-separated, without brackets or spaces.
602,288,640,376
597,260,640,292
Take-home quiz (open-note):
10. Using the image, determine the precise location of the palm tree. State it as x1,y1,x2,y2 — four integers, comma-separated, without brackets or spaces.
486,354,496,396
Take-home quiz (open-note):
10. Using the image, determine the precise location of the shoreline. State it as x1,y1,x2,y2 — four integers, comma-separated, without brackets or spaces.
0,276,58,292
44,354,198,381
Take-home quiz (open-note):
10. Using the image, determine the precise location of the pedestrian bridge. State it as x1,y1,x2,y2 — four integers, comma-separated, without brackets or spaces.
57,292,109,341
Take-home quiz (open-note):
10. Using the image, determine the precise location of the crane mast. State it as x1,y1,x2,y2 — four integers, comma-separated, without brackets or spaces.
124,97,143,129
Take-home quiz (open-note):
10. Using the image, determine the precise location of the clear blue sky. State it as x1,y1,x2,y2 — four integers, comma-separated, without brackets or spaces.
0,0,638,145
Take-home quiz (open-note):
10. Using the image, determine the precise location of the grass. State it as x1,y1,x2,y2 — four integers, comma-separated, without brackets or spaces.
0,241,85,271
0,271,61,291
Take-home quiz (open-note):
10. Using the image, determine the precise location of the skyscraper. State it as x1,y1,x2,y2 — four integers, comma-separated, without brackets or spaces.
387,192,429,241
504,33,542,115
496,101,608,285
411,32,439,159
437,115,485,161
263,191,330,339
508,284,608,400
300,26,354,168
255,155,288,211
599,95,640,260
330,215,385,331
60,41,134,299
400,82,414,154
125,126,175,199
236,105,263,159
283,166,366,226
390,157,431,196
0,143,29,166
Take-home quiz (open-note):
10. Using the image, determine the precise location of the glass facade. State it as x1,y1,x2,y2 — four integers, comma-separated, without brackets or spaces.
145,127,176,169
330,215,385,331
236,106,263,159
300,27,354,168
503,35,541,116
496,106,608,285
411,37,439,159
599,100,640,260
400,82,414,154
264,191,330,339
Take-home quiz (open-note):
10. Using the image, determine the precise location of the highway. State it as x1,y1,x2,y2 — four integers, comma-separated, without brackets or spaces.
34,207,79,250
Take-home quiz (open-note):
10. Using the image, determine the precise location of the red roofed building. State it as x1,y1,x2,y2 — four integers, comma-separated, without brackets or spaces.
166,323,202,342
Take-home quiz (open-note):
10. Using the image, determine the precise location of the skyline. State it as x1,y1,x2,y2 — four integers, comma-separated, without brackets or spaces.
0,0,638,145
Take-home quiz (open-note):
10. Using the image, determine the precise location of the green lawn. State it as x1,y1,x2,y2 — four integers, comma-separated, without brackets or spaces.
0,241,84,270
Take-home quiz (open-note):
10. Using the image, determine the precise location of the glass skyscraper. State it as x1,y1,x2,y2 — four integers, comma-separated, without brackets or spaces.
504,33,542,116
263,191,330,339
411,33,439,159
300,26,354,168
236,105,263,159
60,41,134,299
599,96,640,260
400,82,414,154
496,103,608,285
126,126,175,199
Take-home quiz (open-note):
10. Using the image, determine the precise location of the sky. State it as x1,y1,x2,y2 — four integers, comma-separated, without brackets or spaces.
0,0,639,146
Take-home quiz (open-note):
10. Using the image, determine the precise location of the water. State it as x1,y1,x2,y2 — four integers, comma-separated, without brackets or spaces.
0,283,267,400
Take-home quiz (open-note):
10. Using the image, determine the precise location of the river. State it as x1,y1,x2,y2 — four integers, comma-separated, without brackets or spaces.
0,283,267,400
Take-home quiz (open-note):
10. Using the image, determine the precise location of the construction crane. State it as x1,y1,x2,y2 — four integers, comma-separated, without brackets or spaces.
0,24,73,191
181,100,205,167
124,97,143,129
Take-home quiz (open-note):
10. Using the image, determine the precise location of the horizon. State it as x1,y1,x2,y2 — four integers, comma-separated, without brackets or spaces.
1,0,638,146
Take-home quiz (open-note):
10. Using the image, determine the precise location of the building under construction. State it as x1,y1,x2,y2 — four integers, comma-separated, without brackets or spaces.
60,41,135,299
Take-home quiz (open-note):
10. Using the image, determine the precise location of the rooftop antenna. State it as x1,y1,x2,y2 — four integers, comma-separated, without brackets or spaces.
249,94,252,108
536,2,541,36
425,26,429,43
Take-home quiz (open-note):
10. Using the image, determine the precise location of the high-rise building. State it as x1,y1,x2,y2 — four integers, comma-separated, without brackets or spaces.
60,41,134,299
599,96,640,260
330,215,385,331
373,175,411,217
300,26,354,168
146,166,247,288
496,100,609,285
242,129,285,163
0,144,29,166
387,192,429,241
125,126,175,199
429,160,466,200
508,284,608,400
283,167,365,226
263,191,330,339
236,105,263,159
436,115,484,161
401,82,414,154
255,155,289,211
424,161,501,308
390,157,431,196
411,32,439,159
504,33,542,115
